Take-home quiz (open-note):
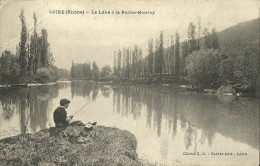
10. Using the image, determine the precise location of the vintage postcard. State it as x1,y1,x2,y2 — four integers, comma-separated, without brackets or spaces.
0,0,259,165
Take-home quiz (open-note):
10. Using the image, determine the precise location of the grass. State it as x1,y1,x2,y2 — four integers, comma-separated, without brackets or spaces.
0,126,143,166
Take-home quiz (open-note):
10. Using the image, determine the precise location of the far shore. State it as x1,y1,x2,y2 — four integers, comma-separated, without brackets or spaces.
1,79,258,98
0,82,57,88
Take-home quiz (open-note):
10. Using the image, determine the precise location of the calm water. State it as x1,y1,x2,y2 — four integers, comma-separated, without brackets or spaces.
0,81,259,165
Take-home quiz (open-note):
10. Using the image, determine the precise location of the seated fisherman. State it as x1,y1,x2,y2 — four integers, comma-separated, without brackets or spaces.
53,99,73,127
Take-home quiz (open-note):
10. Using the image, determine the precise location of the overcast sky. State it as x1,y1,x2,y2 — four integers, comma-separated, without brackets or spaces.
0,0,259,70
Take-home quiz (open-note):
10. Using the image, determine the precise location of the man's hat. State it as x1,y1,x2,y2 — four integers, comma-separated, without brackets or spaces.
60,99,70,106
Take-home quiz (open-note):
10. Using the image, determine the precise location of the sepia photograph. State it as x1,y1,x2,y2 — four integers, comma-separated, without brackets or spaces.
0,0,259,165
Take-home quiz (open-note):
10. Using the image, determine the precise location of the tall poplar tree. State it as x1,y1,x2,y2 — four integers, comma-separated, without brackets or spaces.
154,39,159,74
125,48,130,79
211,28,220,49
170,35,175,75
113,51,117,79
148,38,154,75
181,41,189,76
187,22,197,53
40,29,49,68
158,31,164,74
19,9,28,75
122,48,126,79
175,32,180,78
117,49,122,79
30,12,39,75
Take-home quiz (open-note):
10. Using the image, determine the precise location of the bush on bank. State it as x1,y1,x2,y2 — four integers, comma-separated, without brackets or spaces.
34,67,59,83
0,50,59,85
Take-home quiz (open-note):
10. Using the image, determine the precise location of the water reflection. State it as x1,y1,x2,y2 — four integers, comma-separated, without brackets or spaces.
112,85,259,150
0,85,58,136
0,81,258,165
71,81,92,99
71,81,111,100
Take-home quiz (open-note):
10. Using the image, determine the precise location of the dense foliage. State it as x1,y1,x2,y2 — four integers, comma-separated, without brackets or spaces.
71,61,112,81
57,68,70,80
111,17,259,95
67,16,259,95
34,67,58,83
0,51,20,84
186,49,221,88
0,9,60,84
219,47,260,92
3,10,258,95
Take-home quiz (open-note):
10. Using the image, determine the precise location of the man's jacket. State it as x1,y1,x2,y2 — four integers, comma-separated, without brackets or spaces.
53,106,69,127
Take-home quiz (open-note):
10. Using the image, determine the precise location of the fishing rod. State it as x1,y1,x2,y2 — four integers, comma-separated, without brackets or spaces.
71,94,103,117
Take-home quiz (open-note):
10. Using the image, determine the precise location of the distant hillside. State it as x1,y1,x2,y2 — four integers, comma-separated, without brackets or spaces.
217,17,260,56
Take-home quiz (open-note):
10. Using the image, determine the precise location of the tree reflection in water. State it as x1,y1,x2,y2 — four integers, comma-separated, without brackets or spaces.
112,84,259,150
71,81,111,100
0,81,258,154
0,85,59,135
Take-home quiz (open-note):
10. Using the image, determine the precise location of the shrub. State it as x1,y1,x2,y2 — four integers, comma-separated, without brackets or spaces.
0,50,21,84
185,49,221,88
34,67,58,83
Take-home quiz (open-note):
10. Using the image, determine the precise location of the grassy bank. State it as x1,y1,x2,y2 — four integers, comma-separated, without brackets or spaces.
0,126,142,166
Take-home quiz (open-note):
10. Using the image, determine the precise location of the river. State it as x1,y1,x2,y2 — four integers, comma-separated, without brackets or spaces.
0,81,259,165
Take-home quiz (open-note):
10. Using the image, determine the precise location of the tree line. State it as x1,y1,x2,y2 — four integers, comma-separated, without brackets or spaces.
57,68,71,80
112,18,259,93
113,20,219,82
68,17,258,93
71,61,112,81
0,9,59,84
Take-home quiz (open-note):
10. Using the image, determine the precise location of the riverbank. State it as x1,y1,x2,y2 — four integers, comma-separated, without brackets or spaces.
111,81,259,98
0,82,57,88
0,126,143,166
